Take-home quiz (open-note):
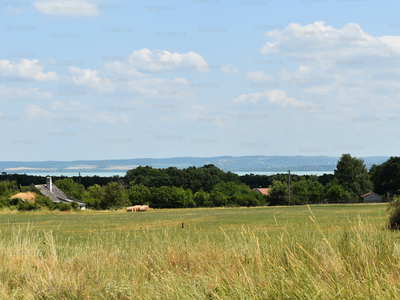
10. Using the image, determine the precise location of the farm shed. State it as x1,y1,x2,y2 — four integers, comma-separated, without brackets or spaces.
361,192,382,203
31,177,86,209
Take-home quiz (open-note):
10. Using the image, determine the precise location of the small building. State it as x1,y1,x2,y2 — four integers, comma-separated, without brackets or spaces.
361,192,382,203
31,177,86,210
253,187,270,196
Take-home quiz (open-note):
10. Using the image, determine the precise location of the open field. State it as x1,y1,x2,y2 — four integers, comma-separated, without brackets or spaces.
0,204,399,299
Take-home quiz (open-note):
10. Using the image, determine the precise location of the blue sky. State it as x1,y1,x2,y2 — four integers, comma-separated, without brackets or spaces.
1,0,400,161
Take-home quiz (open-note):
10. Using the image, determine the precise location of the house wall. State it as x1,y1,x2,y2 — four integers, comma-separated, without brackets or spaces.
363,194,382,203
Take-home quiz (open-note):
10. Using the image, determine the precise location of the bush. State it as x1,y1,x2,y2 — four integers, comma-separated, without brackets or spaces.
34,195,54,209
55,203,72,211
70,201,79,209
18,201,40,211
387,201,400,229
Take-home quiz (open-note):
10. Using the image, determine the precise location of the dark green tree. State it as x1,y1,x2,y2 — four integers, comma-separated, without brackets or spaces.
267,180,288,206
369,156,400,197
334,154,373,197
101,182,130,209
326,184,351,203
54,178,85,200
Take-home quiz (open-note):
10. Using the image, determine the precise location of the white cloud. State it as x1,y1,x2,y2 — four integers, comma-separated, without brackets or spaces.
51,100,83,111
91,112,116,124
221,64,240,76
261,21,400,58
0,59,59,81
245,70,273,81
69,66,114,92
33,0,101,16
0,85,53,99
234,89,310,107
109,48,209,73
24,104,52,118
104,61,146,77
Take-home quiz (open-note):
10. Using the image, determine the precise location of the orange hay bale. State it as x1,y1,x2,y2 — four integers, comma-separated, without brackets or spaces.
139,205,149,212
126,206,133,212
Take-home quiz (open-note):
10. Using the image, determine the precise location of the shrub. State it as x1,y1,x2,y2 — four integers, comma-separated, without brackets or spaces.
387,201,400,229
70,201,79,209
34,195,54,209
55,203,72,211
18,201,40,211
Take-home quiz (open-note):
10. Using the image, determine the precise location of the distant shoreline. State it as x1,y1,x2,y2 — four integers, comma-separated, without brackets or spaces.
2,170,335,177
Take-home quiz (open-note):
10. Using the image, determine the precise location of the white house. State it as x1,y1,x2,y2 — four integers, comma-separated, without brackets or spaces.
31,177,86,209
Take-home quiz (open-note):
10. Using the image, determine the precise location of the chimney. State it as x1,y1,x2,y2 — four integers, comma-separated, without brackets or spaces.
46,177,52,192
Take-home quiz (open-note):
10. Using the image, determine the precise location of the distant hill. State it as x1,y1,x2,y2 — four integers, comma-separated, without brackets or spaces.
0,156,390,175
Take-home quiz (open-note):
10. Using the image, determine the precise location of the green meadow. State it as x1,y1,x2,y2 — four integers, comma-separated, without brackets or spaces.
0,204,399,299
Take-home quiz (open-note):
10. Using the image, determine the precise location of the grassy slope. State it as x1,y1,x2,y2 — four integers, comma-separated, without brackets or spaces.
0,204,398,299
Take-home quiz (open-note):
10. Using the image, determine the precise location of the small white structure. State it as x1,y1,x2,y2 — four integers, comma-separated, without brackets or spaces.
361,192,382,203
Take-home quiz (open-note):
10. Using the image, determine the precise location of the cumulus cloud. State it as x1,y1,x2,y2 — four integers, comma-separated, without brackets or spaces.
260,21,400,59
234,89,310,108
69,66,114,92
221,64,240,76
0,59,59,81
33,0,101,16
51,100,83,111
0,85,53,99
24,104,52,118
245,70,273,82
107,48,209,73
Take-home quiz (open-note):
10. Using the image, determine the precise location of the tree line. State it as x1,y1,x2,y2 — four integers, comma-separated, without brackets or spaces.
0,154,400,210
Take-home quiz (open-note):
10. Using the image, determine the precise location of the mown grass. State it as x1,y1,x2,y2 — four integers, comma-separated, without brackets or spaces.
0,204,398,299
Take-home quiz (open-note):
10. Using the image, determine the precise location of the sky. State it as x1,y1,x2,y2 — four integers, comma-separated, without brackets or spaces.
1,0,400,161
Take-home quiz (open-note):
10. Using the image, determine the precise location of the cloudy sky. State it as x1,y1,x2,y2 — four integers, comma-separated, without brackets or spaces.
1,0,400,161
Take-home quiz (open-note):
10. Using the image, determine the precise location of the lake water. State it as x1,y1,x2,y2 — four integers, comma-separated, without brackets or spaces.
7,170,334,177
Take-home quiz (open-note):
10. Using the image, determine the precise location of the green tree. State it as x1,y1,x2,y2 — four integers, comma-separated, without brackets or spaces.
369,156,400,197
0,180,18,197
101,182,130,209
126,184,151,205
193,189,209,207
292,178,309,204
267,180,288,206
307,175,325,203
54,178,85,200
326,184,351,203
334,154,373,197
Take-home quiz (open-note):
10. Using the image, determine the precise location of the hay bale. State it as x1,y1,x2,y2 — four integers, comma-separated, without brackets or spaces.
134,205,141,212
126,206,133,212
139,205,149,212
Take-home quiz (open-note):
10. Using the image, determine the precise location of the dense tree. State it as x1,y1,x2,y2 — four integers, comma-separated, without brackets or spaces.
326,184,351,203
212,181,262,206
0,180,18,197
333,154,373,197
101,182,130,209
54,178,86,200
267,180,288,206
125,164,240,193
126,184,151,206
193,189,209,207
369,156,400,197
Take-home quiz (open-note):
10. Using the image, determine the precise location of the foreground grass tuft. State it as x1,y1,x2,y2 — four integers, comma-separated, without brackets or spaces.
0,204,398,299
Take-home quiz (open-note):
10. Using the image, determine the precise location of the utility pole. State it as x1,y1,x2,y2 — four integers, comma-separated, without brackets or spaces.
288,170,291,205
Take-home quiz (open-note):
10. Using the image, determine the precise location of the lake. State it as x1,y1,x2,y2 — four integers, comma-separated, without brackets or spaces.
8,170,334,177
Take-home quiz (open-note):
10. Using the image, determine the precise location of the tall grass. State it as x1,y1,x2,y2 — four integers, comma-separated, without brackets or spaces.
0,206,399,299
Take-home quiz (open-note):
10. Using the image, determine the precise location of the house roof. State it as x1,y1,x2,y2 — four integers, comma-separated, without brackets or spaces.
33,183,86,207
361,192,378,198
253,188,270,195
